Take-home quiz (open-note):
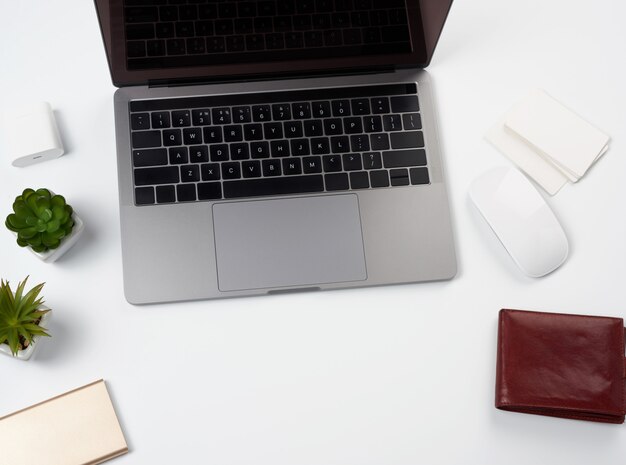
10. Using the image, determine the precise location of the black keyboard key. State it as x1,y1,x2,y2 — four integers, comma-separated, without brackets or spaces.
233,106,252,123
132,130,161,148
402,113,422,130
191,109,211,126
175,22,194,38
370,133,389,150
226,35,246,52
331,136,350,153
310,137,330,155
285,32,303,48
222,162,241,179
390,168,410,186
131,113,150,130
370,170,390,188
133,148,167,167
371,97,390,114
304,30,324,47
244,124,263,141
283,121,303,138
201,163,220,181
224,125,243,142
125,6,158,23
252,105,271,122
126,24,154,40
390,95,419,113
271,140,290,157
350,134,370,152
262,159,282,176
146,40,165,56
343,117,363,134
212,107,231,124
364,116,382,133
135,187,155,205
210,144,229,162
179,4,197,20
290,139,310,156
282,158,302,175
172,110,191,127
304,119,323,137
383,114,402,131
177,184,197,202
390,131,425,149
325,173,349,191
324,118,343,135
234,18,254,34
166,38,186,55
183,127,202,145
362,152,382,169
323,155,342,172
251,141,270,158
135,167,179,186
410,167,430,185
151,112,170,129
263,122,283,139
180,164,200,182
159,6,177,22
312,101,331,118
186,37,206,54
206,37,226,53
156,185,176,204
163,129,182,146
342,153,362,171
383,149,427,168
254,16,273,33
231,143,250,160
169,147,188,164
351,99,371,115
272,104,291,121
224,175,324,199
265,32,285,49
292,102,311,119
302,156,322,173
343,28,362,45
156,22,175,38
197,182,222,200
203,126,222,143
127,40,146,58
242,160,262,178
246,34,265,51
215,19,233,35
198,4,217,19
332,100,351,117
219,3,237,18
189,145,209,163
324,29,342,46
350,171,370,189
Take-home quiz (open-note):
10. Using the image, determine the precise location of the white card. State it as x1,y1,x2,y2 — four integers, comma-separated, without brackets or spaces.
504,89,610,179
485,119,568,196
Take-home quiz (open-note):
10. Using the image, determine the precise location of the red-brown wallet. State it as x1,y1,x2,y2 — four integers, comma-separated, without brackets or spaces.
496,309,626,423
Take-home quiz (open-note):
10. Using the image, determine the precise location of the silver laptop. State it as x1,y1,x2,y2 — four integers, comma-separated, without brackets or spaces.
95,0,456,304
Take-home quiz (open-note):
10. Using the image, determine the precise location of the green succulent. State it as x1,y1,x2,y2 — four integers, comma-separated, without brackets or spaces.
0,277,50,356
5,188,74,253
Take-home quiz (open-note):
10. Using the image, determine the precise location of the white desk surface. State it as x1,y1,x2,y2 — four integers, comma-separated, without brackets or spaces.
1,1,625,464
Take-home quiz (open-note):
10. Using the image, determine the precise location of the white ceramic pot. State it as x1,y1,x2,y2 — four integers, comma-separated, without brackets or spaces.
0,305,51,361
9,212,84,263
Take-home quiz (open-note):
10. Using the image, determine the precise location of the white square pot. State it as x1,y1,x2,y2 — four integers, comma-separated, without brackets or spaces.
0,306,51,361
9,212,84,263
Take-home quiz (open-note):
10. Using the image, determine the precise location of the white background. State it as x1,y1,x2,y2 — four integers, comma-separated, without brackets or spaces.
1,1,625,463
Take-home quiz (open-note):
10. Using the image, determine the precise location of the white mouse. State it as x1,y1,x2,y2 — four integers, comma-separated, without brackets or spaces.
469,167,569,277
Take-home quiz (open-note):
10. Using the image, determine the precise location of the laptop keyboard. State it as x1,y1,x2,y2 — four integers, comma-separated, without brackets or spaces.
129,83,430,205
123,0,411,70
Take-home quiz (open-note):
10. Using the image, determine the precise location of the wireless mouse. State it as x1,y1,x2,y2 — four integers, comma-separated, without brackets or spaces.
469,167,569,277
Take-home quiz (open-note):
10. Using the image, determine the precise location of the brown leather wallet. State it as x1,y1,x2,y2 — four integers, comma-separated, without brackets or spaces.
496,309,626,423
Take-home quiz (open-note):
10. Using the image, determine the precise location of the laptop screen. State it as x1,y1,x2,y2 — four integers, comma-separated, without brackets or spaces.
97,0,452,86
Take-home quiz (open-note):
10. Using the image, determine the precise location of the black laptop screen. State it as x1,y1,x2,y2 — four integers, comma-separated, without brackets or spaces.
98,0,452,86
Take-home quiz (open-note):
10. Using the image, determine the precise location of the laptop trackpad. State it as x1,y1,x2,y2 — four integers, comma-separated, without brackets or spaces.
212,194,367,292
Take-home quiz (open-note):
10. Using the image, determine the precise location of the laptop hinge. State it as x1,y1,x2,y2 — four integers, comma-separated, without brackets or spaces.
148,66,396,88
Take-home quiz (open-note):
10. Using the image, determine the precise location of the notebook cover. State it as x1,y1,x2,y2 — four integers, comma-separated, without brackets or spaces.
496,309,626,423
0,380,129,464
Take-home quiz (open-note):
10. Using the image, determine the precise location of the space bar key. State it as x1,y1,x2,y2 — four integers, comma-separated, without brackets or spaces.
223,175,325,199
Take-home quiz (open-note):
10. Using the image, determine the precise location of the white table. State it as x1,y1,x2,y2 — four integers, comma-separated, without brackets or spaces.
1,1,625,463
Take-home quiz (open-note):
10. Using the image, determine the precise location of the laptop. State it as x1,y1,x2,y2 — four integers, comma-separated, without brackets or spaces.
94,0,457,304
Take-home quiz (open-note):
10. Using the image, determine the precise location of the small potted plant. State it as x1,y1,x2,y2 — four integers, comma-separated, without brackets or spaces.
5,188,84,262
0,277,51,361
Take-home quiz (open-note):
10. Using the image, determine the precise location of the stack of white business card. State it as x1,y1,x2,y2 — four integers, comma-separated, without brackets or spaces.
485,89,610,195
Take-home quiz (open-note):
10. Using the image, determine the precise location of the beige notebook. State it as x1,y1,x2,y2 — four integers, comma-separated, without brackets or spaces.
0,380,128,465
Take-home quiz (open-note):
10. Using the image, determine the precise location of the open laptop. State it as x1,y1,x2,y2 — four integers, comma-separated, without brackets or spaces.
95,0,456,304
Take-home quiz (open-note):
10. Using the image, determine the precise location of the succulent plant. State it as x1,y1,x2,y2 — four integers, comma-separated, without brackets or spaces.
0,277,50,356
5,188,75,253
